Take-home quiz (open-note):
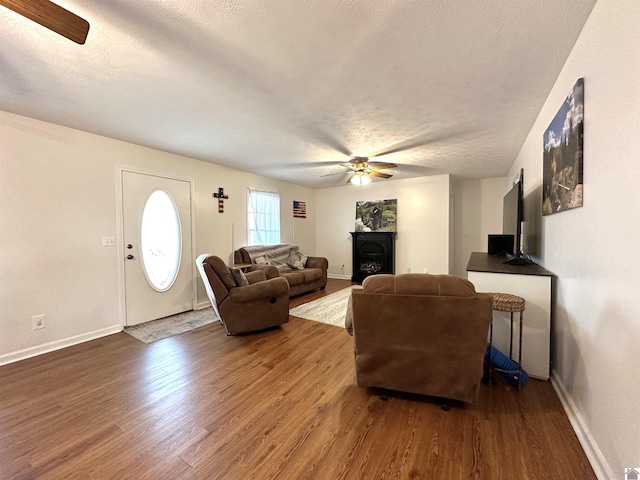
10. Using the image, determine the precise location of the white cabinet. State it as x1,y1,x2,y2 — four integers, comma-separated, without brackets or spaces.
467,252,553,380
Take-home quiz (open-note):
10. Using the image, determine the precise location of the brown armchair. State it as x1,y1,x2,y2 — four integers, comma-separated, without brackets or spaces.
346,273,493,403
196,254,290,335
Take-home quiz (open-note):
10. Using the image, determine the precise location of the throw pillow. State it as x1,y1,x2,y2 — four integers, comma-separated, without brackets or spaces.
286,248,308,270
230,267,249,287
254,255,270,265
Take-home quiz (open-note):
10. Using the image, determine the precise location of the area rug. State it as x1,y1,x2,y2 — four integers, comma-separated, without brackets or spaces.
289,287,352,328
124,307,218,344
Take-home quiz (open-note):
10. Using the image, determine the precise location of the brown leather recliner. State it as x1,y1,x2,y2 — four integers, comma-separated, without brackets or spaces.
196,254,290,335
345,273,493,403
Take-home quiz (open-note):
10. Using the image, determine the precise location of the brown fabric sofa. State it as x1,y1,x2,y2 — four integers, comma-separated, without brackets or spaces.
234,244,328,297
196,254,290,335
345,273,493,404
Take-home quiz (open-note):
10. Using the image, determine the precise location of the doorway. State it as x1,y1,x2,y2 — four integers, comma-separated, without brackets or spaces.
121,170,195,326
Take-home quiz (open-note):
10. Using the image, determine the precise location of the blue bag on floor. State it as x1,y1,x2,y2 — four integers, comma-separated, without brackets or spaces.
485,345,528,386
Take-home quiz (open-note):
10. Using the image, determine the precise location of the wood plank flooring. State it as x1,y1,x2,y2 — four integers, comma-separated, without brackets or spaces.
0,279,596,479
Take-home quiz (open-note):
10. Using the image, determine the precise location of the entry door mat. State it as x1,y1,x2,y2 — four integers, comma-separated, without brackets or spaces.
125,307,218,344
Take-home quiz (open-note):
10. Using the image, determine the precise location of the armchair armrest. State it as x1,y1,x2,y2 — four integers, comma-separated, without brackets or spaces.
227,276,289,303
344,285,363,335
305,256,328,271
248,264,280,279
245,270,267,284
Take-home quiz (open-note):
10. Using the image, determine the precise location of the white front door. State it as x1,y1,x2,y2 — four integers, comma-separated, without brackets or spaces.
122,171,194,326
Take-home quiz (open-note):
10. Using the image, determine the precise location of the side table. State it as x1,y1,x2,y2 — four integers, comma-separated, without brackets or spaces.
489,293,526,388
232,263,253,272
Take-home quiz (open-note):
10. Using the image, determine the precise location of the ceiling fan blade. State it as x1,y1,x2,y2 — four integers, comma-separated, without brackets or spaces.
369,171,393,179
368,130,465,159
320,171,348,177
368,162,398,170
0,0,90,44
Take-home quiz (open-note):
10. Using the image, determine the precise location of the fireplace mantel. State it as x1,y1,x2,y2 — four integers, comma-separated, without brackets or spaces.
350,232,396,283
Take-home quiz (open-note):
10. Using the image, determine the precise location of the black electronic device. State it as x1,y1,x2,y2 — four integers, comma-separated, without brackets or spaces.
488,234,515,255
502,169,529,265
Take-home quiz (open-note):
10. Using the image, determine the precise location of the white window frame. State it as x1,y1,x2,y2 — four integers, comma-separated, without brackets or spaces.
247,188,281,245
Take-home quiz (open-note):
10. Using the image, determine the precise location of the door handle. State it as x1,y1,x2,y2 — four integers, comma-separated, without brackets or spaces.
127,254,134,260
127,244,133,249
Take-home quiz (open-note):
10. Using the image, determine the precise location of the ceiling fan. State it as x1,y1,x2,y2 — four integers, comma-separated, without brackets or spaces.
0,0,89,44
314,129,464,185
325,157,398,185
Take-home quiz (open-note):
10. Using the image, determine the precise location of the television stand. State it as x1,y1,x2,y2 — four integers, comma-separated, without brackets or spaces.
466,252,554,380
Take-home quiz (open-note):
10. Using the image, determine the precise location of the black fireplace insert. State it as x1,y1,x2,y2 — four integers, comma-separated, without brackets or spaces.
350,232,395,283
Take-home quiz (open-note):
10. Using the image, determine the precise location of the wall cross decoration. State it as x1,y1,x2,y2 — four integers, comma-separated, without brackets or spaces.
213,187,229,213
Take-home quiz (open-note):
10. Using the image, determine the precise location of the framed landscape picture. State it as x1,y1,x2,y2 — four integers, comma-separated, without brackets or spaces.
355,199,397,232
542,78,584,216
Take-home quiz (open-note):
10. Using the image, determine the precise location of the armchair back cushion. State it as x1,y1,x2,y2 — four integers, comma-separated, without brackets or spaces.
362,273,477,296
350,273,493,403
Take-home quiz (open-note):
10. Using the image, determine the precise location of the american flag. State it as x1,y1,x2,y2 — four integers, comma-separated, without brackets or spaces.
293,200,306,218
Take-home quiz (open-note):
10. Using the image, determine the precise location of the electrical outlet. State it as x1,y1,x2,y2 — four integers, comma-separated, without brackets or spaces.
423,267,429,273
407,267,411,273
102,236,115,247
32,314,46,330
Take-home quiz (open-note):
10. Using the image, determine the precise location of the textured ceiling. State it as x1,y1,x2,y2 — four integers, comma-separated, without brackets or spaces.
0,0,596,188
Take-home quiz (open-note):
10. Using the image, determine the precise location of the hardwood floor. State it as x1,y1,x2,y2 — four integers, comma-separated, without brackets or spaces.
0,279,595,479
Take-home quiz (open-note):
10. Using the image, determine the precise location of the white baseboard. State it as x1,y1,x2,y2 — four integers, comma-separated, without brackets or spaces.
0,325,122,366
327,274,352,280
550,369,615,480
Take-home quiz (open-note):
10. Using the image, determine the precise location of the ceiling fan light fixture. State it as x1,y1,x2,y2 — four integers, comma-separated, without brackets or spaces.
350,173,371,186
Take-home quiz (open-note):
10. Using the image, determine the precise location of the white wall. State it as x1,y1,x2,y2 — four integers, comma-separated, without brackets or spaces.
0,111,315,365
507,1,640,477
315,175,451,278
452,177,505,277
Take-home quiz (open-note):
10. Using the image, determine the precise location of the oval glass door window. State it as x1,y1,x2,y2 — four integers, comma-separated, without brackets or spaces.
140,190,182,292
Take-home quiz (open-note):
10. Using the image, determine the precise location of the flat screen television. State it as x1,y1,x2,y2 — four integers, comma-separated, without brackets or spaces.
502,169,528,265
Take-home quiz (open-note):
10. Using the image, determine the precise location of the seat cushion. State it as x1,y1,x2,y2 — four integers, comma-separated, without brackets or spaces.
301,268,322,283
280,270,305,286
